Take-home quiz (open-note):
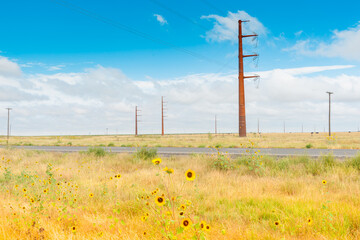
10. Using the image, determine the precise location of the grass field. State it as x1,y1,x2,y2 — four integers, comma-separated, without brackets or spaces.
1,148,360,239
1,132,360,149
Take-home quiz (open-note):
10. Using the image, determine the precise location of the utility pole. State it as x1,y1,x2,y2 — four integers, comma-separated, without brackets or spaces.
135,106,141,136
238,20,258,137
326,91,333,136
257,118,260,134
283,121,285,133
6,108,12,145
161,96,165,136
215,115,217,135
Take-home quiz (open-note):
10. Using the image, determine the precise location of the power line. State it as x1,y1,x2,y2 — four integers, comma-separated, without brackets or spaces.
149,0,209,31
199,0,228,16
51,0,225,67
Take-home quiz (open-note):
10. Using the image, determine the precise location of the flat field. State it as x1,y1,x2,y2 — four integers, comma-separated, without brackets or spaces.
1,148,360,239
1,132,360,149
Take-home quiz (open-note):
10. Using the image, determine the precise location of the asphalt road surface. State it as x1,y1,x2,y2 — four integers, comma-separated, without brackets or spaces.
1,145,359,158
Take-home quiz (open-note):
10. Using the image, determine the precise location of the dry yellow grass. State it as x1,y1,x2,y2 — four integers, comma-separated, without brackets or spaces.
2,131,360,149
1,149,360,239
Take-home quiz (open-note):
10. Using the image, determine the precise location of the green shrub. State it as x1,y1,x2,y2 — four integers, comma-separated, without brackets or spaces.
215,144,222,148
108,142,115,147
67,142,72,146
87,147,107,157
305,143,313,149
198,145,206,148
321,154,335,168
347,154,360,171
134,147,157,160
210,148,234,171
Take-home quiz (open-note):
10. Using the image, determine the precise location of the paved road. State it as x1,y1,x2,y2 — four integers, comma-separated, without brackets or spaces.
1,145,359,158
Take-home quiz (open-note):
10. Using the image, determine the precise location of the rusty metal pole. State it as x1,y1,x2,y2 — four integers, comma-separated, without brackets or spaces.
161,96,164,136
238,20,258,137
135,106,138,136
238,20,246,137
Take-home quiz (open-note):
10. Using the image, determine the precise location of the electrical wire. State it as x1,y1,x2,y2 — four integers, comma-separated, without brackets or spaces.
149,0,209,31
50,0,225,67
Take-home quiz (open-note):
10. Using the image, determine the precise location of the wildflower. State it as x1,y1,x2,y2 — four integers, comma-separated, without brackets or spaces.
274,221,280,226
165,168,174,174
205,225,211,231
185,169,196,181
155,196,165,206
307,218,313,225
43,189,48,193
186,200,192,206
22,188,27,193
109,176,113,180
181,218,192,229
143,231,147,236
179,204,187,211
141,216,147,221
171,196,176,201
200,221,206,230
89,193,94,198
98,232,103,237
322,180,327,185
179,211,184,216
71,226,76,232
152,158,162,165
166,211,172,216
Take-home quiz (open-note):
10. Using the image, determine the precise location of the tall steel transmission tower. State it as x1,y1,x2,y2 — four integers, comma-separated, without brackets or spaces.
238,20,258,137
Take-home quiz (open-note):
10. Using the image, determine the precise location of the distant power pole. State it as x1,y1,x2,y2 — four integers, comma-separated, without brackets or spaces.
257,118,260,134
161,96,167,136
215,115,217,135
283,121,285,133
238,20,258,137
326,91,333,136
135,106,141,136
6,108,12,144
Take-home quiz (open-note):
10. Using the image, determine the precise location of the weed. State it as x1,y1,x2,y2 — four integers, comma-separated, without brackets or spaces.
133,147,157,160
87,147,107,157
306,143,313,149
108,143,115,147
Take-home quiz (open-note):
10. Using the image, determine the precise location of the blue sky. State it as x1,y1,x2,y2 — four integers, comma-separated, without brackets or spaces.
0,0,360,135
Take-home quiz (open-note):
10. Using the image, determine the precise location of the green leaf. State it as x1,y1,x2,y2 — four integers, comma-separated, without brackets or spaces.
177,227,184,234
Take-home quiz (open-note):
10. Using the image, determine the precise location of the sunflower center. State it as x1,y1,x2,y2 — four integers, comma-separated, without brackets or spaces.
187,172,193,178
183,220,189,226
158,197,163,203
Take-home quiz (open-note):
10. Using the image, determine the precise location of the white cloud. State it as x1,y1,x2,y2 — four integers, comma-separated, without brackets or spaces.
201,10,267,42
285,22,360,61
0,55,359,135
48,65,65,71
153,14,168,26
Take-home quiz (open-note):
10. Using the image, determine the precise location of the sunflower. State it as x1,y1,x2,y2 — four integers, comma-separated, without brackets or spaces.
179,204,187,211
89,193,94,198
155,196,166,206
181,218,192,229
141,216,147,221
165,168,174,174
322,180,327,185
71,226,76,232
143,231,147,236
307,218,313,225
152,158,162,165
274,221,280,226
22,188,27,193
205,225,211,231
200,221,206,230
185,169,196,181
179,211,184,216
43,189,48,193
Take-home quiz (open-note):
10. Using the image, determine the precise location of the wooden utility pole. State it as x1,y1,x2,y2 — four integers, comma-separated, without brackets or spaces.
161,96,164,136
6,108,12,145
135,106,140,136
238,20,258,137
215,115,217,135
326,92,333,136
